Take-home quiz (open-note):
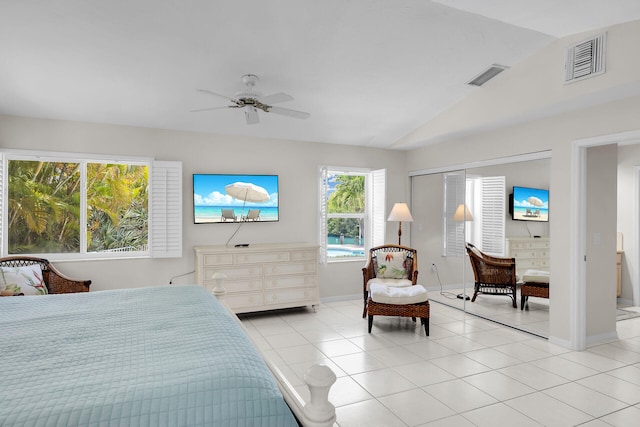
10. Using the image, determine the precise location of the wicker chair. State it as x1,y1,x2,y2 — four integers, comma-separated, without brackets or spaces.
0,256,91,294
362,244,429,335
465,243,517,308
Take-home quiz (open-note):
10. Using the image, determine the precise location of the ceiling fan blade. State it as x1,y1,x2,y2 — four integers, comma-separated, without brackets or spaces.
260,92,294,105
268,106,310,120
245,106,260,125
196,89,235,102
190,106,232,113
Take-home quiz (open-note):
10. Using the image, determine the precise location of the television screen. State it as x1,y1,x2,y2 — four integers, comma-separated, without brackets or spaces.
511,186,549,222
193,174,279,224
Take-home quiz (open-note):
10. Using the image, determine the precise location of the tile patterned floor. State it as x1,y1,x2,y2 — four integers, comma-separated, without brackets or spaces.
240,299,640,426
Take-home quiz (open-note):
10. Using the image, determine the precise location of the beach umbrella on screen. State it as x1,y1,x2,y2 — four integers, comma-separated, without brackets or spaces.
225,182,270,203
527,196,543,206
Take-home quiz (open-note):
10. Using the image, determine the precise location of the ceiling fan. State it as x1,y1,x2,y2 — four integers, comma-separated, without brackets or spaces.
191,74,310,125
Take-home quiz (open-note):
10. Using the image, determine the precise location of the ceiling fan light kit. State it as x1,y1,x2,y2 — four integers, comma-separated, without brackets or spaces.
193,74,310,125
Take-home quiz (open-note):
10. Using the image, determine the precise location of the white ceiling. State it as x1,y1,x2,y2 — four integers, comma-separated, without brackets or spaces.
1,0,639,150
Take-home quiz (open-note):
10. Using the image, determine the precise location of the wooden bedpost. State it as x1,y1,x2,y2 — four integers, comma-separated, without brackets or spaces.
302,364,337,427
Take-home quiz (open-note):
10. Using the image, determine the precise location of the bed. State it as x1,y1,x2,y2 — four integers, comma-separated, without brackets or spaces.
0,285,335,426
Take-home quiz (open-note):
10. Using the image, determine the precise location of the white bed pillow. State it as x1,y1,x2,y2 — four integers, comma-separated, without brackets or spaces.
0,264,48,295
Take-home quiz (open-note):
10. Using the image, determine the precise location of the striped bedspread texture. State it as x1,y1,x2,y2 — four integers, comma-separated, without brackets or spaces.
0,285,297,427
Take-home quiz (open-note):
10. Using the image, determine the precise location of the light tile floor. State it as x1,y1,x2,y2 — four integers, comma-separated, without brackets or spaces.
240,299,640,426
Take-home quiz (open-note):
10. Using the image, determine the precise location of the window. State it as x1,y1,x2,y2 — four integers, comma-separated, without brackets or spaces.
443,172,505,257
0,151,182,259
319,167,385,263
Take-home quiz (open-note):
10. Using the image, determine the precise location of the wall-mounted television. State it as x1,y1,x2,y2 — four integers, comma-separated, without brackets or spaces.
509,186,549,222
193,174,279,224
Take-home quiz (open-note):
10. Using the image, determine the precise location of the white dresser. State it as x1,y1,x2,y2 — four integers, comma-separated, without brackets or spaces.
194,243,320,313
506,237,550,278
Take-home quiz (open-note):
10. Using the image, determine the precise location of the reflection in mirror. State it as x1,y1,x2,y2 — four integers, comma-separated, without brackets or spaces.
411,158,550,338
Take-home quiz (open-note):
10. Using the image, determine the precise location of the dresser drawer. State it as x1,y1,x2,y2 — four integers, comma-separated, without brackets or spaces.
525,241,550,249
234,251,290,264
203,265,261,281
510,249,540,259
290,249,318,261
264,261,316,276
204,278,262,293
222,292,263,311
202,253,234,266
264,287,318,305
264,274,317,289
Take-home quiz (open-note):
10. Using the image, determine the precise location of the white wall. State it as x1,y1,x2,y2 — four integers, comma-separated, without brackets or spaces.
617,143,640,304
0,114,408,299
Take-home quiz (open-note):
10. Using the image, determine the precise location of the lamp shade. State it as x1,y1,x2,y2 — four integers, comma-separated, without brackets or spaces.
453,204,474,222
387,203,413,222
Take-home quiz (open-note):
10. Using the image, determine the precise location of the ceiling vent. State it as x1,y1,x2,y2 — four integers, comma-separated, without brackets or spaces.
466,64,509,87
564,33,606,83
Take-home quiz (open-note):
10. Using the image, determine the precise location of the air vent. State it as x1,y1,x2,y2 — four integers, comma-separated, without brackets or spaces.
466,64,509,87
565,33,606,83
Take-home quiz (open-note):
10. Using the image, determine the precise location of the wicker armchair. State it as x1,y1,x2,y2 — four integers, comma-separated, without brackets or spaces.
0,256,91,294
362,245,428,335
465,243,517,308
362,244,418,318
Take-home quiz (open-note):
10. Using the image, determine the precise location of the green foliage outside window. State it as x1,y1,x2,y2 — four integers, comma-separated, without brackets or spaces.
8,160,149,254
327,175,364,241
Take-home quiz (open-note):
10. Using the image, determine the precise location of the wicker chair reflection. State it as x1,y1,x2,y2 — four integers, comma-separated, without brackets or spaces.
465,243,517,308
0,256,91,294
362,244,429,335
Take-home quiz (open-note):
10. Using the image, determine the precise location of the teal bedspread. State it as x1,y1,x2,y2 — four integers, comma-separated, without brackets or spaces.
0,286,297,427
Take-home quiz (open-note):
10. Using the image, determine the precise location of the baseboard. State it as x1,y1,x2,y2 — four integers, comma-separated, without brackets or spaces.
586,330,619,347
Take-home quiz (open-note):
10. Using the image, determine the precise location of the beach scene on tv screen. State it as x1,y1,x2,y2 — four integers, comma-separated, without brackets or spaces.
513,187,549,221
193,174,278,223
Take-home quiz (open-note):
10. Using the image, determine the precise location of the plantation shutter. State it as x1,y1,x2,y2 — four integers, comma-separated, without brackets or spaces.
150,161,182,258
443,172,465,256
480,176,505,256
368,169,386,249
318,166,329,264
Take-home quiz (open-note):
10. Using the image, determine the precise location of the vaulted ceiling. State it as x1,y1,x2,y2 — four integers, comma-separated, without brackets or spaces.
1,0,639,149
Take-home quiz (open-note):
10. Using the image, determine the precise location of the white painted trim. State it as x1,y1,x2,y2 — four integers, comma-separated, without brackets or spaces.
572,129,640,350
635,166,640,307
570,142,587,351
408,150,551,177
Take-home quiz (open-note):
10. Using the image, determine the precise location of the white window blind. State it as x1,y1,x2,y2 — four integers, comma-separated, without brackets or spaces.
479,176,505,256
150,161,182,258
443,172,466,257
368,168,386,249
318,166,329,264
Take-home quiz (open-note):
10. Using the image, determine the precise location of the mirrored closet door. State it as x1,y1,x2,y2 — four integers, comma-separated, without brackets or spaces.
410,157,551,338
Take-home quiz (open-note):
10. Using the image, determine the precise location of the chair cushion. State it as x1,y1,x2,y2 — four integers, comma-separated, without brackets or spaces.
0,264,48,295
375,250,409,279
521,269,550,284
367,278,412,291
370,283,428,305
